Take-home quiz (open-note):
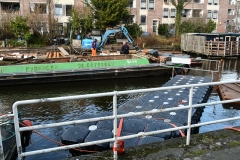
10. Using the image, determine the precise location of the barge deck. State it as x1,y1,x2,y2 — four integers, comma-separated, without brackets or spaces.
218,83,240,105
0,54,190,86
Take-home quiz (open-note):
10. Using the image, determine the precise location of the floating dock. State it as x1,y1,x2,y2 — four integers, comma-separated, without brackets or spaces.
61,75,213,156
218,83,240,105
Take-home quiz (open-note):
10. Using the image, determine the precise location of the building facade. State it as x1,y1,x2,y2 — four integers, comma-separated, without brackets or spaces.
0,0,239,35
129,0,240,34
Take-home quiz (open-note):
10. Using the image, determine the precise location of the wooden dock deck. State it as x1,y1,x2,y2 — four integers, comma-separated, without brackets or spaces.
218,83,240,104
181,33,240,57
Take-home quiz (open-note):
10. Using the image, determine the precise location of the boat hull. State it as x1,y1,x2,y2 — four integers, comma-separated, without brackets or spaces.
0,64,173,86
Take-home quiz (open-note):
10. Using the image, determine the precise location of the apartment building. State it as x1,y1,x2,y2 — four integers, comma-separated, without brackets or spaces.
129,0,240,34
0,0,239,35
0,0,78,35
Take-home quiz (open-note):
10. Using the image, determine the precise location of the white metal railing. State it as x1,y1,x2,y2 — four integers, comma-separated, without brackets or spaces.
9,79,240,160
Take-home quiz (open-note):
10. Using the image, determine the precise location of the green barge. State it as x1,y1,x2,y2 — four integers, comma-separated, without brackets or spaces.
0,54,186,86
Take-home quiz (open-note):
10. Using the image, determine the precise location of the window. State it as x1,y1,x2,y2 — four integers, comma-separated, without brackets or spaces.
194,0,201,3
213,10,218,19
141,0,146,9
193,10,201,17
208,0,212,5
55,4,62,16
57,23,63,35
40,22,48,35
66,5,72,16
148,0,154,10
2,2,20,13
30,3,47,14
237,17,240,23
163,8,169,18
141,15,146,25
207,10,212,19
128,0,133,8
124,15,135,24
170,8,176,18
228,9,234,15
153,20,158,33
214,0,219,5
229,0,235,5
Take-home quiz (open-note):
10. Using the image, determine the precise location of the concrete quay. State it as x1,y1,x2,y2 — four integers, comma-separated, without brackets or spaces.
64,127,240,160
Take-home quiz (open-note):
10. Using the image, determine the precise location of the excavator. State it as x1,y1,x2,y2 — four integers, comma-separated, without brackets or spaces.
98,26,141,52
76,26,141,55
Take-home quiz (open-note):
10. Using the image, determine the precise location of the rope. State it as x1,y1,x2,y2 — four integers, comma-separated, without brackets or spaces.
225,126,240,132
18,121,98,153
0,113,98,154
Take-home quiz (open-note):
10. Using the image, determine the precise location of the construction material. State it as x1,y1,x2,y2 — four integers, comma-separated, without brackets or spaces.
58,47,69,56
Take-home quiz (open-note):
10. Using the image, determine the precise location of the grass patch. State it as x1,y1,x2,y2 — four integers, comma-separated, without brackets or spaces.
185,149,208,157
228,141,240,147
200,136,214,144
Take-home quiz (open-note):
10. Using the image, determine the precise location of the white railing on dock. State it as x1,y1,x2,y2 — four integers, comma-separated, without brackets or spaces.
8,79,240,160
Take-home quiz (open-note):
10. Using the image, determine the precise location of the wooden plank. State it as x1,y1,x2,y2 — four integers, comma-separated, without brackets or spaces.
57,52,59,58
53,52,57,58
58,47,69,56
48,52,52,58
46,52,49,58
59,52,66,57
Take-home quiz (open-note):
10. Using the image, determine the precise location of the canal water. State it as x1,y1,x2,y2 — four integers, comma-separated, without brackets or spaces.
0,59,240,160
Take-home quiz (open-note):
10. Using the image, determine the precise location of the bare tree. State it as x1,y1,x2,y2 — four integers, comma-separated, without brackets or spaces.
170,0,191,37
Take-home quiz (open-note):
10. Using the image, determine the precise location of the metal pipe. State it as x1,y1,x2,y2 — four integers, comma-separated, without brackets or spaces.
21,115,240,157
18,97,240,132
186,86,193,145
113,92,118,160
13,103,23,160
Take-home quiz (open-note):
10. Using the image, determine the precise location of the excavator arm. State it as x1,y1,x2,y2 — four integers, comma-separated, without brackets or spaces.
121,26,141,52
98,26,141,53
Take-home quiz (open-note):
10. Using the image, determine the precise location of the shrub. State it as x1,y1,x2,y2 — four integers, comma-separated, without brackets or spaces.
135,35,179,48
172,43,181,51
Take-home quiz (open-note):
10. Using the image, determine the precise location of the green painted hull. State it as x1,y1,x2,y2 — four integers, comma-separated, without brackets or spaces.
0,58,150,74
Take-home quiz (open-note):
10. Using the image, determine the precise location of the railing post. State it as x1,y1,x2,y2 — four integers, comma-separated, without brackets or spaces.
13,104,23,160
113,91,118,160
186,86,193,145
0,126,5,160
172,67,174,78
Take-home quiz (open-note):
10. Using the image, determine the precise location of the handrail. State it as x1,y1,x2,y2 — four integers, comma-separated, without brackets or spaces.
9,79,240,160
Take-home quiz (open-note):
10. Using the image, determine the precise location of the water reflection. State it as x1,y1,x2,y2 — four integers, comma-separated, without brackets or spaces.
0,59,240,160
